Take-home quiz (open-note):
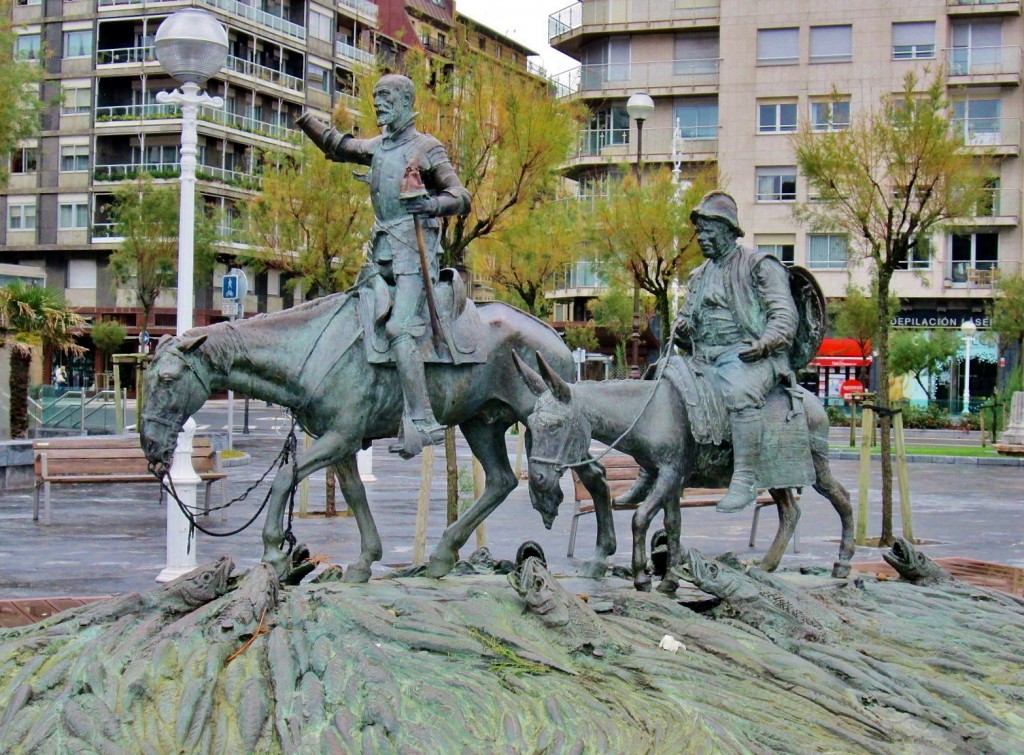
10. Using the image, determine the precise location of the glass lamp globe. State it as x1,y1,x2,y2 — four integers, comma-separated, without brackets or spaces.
626,92,655,122
960,319,978,338
155,9,228,86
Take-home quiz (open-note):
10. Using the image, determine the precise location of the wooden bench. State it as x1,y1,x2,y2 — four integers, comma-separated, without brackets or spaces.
567,454,793,558
33,436,226,526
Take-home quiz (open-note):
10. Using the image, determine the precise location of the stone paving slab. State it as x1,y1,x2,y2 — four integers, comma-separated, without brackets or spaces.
0,432,1021,599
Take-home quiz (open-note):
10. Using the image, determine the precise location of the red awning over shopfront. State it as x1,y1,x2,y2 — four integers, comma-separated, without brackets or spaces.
810,338,872,368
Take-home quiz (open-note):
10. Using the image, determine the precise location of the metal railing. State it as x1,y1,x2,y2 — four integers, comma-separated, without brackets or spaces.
95,102,179,121
40,389,119,435
226,54,304,92
197,106,298,140
97,0,180,6
94,161,180,180
952,116,1021,150
336,0,378,23
336,40,375,66
549,0,720,40
551,58,719,97
96,45,156,65
944,45,1022,77
948,0,1021,7
335,90,361,111
198,0,305,41
967,186,1023,219
575,125,718,159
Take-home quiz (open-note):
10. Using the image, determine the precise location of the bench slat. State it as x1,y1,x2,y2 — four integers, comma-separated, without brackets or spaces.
37,473,225,484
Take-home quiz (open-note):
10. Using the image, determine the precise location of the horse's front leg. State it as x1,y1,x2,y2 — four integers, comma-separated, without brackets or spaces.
262,430,347,577
574,458,615,579
332,453,382,582
426,421,518,578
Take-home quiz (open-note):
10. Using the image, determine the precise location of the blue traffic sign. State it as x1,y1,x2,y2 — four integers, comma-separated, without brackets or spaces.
222,274,239,299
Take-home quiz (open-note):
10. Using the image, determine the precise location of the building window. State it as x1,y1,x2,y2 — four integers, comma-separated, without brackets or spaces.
478,35,486,50
675,98,718,139
67,259,97,289
15,33,41,60
756,166,797,202
808,234,848,269
954,98,1001,145
756,241,796,266
949,231,998,283
308,62,330,93
61,86,91,115
892,21,935,60
810,99,850,131
59,202,89,229
60,144,90,172
583,105,629,155
581,37,630,86
674,32,719,75
7,200,37,231
309,9,332,42
895,236,933,270
757,28,798,65
950,20,1002,75
64,30,93,58
809,25,852,63
757,101,797,133
11,147,37,174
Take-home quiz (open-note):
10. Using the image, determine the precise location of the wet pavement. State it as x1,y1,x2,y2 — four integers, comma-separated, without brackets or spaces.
0,429,1021,599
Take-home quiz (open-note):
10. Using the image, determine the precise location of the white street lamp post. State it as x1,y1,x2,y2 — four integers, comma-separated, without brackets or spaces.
961,319,977,415
154,8,227,582
625,92,655,379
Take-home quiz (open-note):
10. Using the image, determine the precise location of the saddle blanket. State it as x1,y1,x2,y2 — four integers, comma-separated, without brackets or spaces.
660,356,816,490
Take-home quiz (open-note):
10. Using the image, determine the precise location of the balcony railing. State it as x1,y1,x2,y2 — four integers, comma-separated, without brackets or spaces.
952,116,1021,150
97,0,180,6
947,0,1021,9
96,45,156,65
94,161,260,188
968,186,1022,219
575,125,718,160
944,45,1021,77
197,106,298,140
335,90,361,111
336,0,378,24
551,59,719,97
226,54,304,92
95,102,179,121
336,40,375,66
549,0,720,41
198,0,305,40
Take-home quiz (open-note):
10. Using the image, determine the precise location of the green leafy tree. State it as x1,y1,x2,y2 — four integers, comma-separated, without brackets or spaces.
108,177,217,331
563,323,598,353
588,169,715,338
90,319,126,371
1,283,84,438
829,284,900,383
0,3,44,188
889,329,959,398
238,141,372,299
989,274,1024,385
793,71,988,546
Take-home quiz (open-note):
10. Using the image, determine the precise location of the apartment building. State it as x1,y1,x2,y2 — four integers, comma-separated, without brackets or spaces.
2,0,378,387
546,0,1021,399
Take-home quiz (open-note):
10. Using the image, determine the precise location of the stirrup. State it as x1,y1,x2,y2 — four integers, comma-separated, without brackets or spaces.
388,416,445,459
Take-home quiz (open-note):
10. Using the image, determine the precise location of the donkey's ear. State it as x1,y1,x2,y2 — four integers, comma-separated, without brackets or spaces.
535,353,572,404
512,350,547,397
178,334,208,354
155,335,174,352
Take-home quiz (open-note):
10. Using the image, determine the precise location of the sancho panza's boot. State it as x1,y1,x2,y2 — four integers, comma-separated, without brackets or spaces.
388,337,445,459
717,409,763,513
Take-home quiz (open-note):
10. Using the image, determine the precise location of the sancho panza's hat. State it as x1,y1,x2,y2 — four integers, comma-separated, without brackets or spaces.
690,190,744,237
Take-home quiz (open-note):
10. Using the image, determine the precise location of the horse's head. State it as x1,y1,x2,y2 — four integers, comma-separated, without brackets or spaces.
140,333,211,475
513,351,592,529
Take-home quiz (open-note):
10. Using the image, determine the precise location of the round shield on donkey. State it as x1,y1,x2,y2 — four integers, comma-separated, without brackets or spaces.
787,265,826,374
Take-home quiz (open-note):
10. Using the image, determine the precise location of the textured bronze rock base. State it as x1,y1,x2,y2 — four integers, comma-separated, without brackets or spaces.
2,553,1023,753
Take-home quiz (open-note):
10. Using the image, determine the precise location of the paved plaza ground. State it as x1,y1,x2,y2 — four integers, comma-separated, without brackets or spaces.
0,428,1021,599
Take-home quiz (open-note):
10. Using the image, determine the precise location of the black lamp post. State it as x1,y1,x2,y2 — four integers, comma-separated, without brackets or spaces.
626,93,654,378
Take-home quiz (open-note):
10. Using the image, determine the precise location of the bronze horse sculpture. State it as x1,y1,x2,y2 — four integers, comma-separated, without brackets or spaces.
140,292,618,580
515,352,855,592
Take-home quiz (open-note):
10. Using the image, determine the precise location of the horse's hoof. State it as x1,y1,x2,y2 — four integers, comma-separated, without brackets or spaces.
425,551,456,579
634,574,652,593
342,564,372,583
578,560,608,579
656,577,679,595
831,562,851,579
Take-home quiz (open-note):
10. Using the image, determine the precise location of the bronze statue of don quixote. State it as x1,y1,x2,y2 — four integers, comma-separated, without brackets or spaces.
2,77,1022,754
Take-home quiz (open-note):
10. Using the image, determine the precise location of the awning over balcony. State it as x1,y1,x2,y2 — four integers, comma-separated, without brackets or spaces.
810,338,871,368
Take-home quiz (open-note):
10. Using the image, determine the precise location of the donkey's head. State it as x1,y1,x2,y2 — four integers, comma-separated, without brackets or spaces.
513,351,592,529
140,333,211,475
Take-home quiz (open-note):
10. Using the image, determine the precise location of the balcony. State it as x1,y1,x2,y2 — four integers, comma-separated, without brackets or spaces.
945,260,1021,288
546,260,608,300
565,125,717,173
419,35,450,57
225,55,304,94
96,45,156,66
549,0,720,55
947,0,1021,15
199,0,305,41
551,59,719,99
197,106,298,141
336,0,378,25
955,186,1023,226
952,116,1021,156
944,45,1021,85
94,160,259,189
95,102,178,122
336,40,375,67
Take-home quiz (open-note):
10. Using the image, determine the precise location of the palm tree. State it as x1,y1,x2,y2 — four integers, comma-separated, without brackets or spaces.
0,282,85,438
